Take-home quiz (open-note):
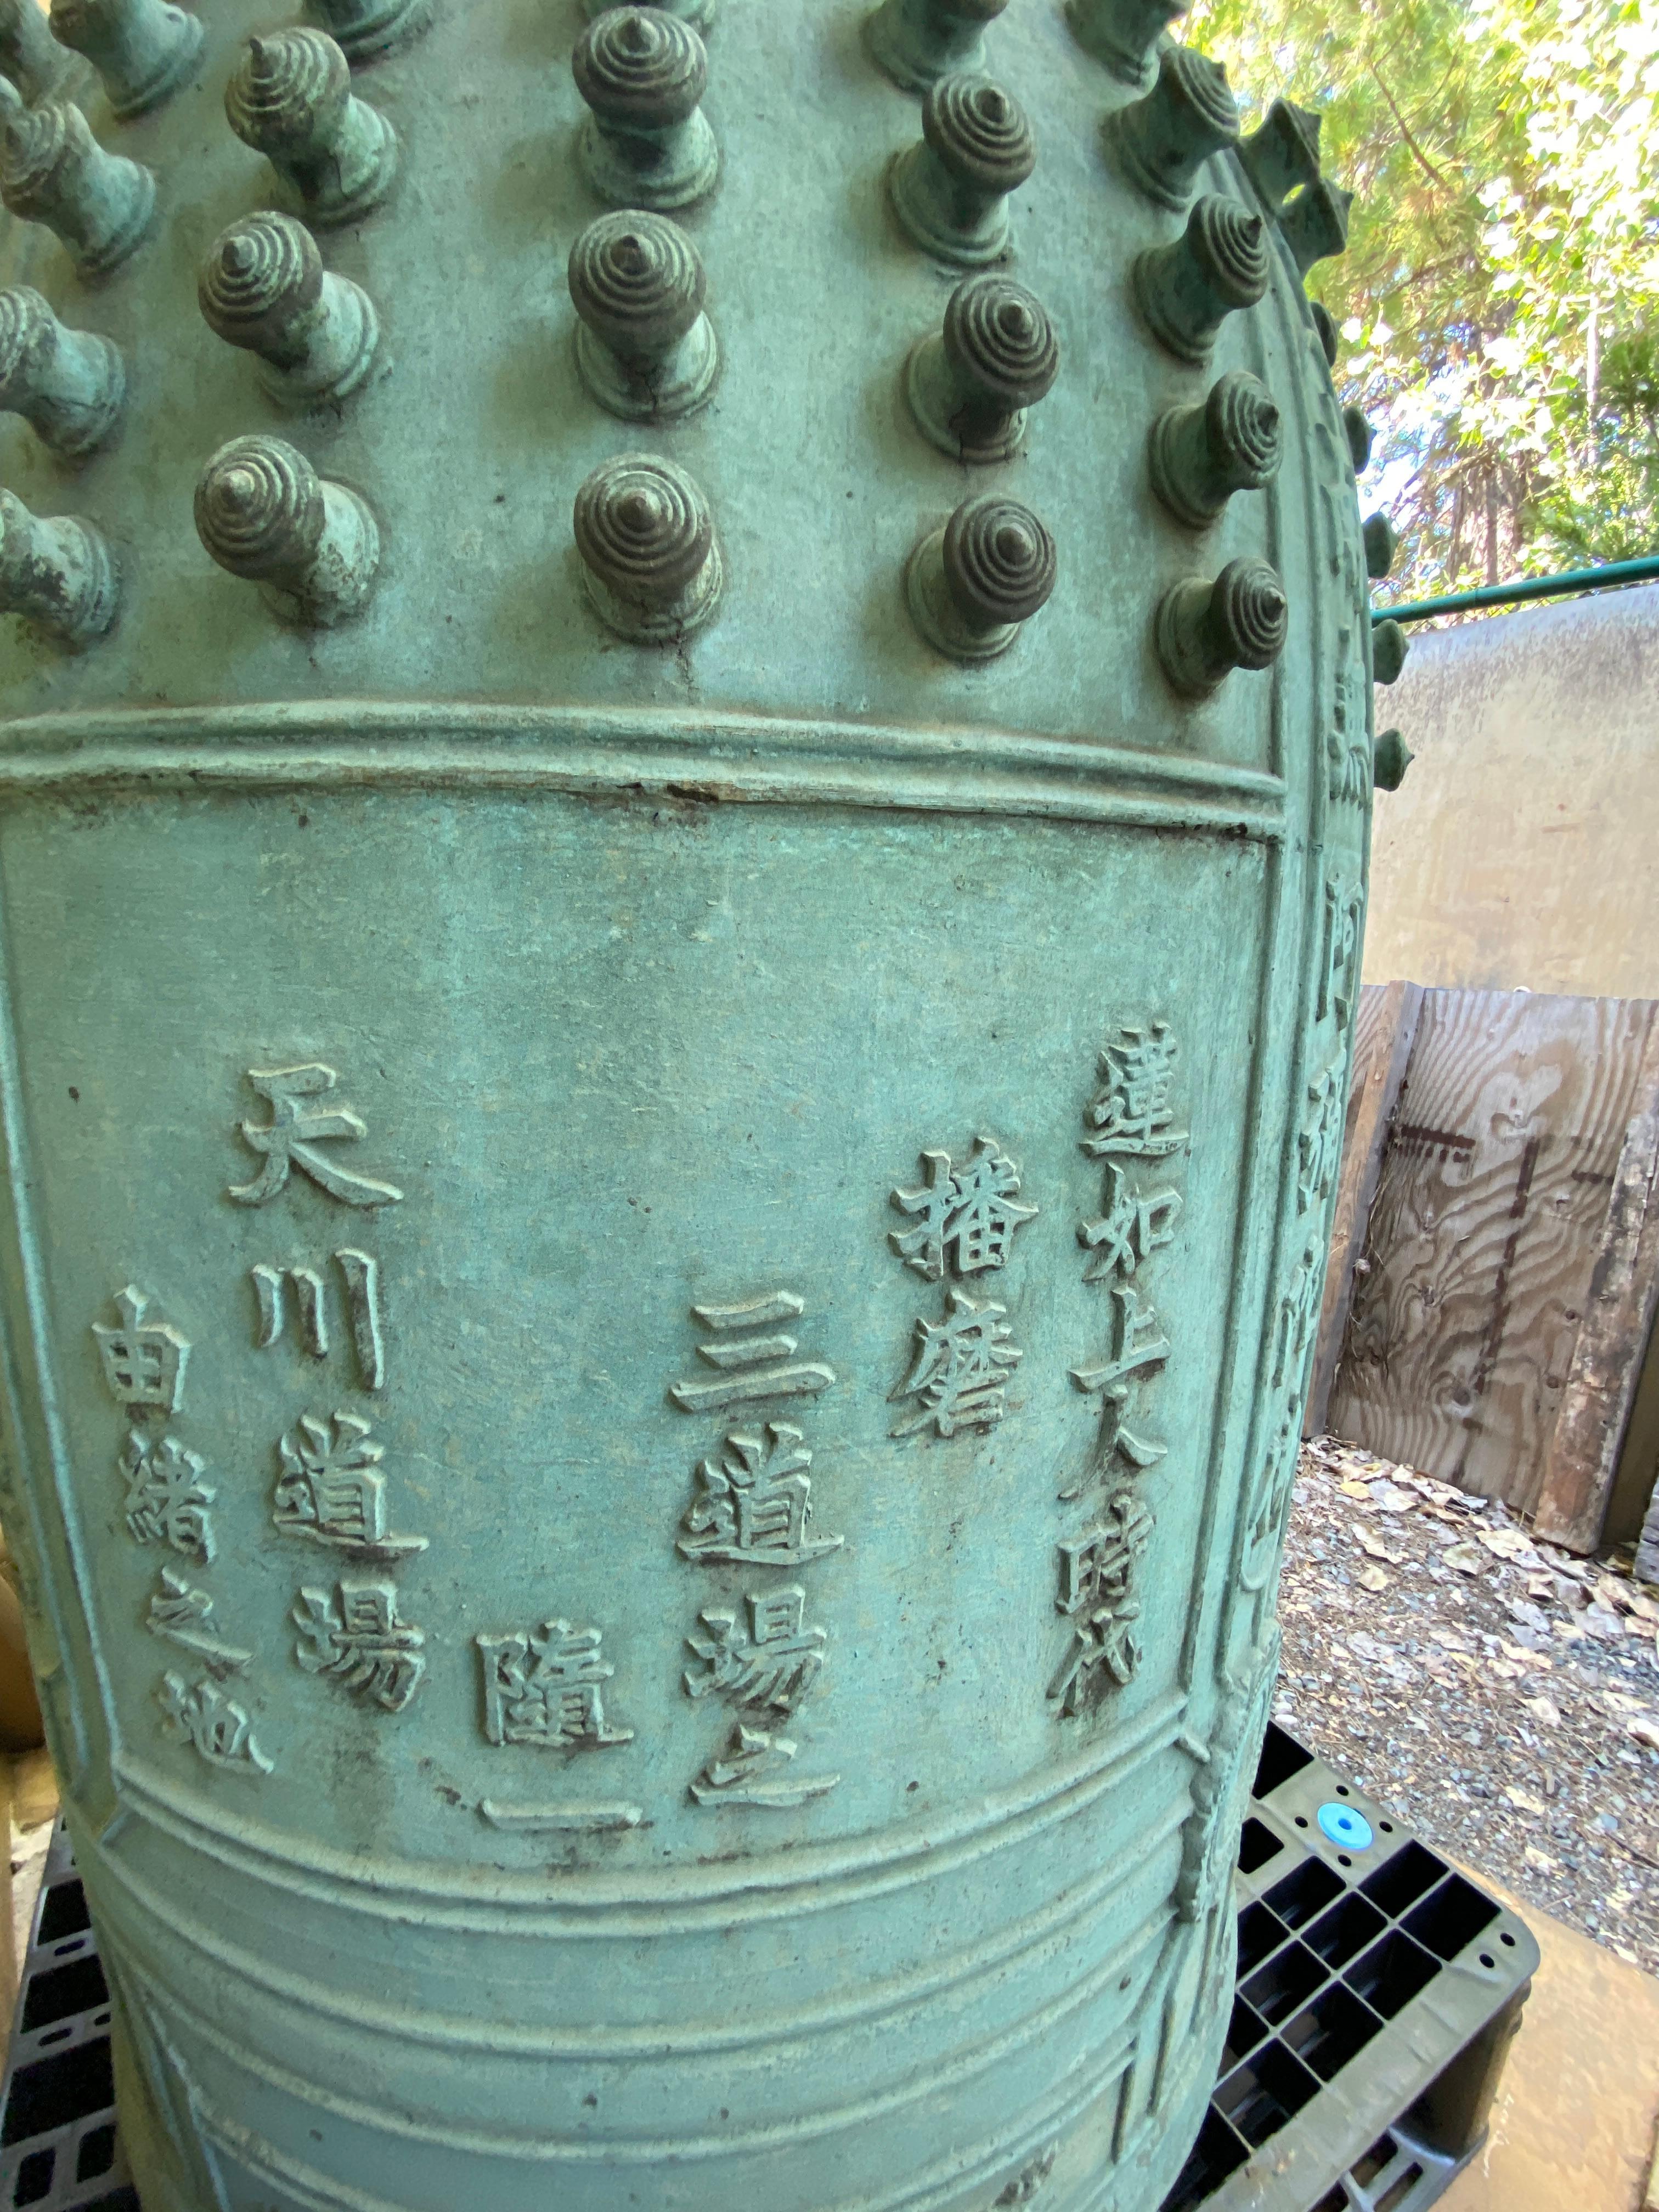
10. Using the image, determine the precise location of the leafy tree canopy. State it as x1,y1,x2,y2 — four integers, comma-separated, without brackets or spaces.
1185,0,1659,600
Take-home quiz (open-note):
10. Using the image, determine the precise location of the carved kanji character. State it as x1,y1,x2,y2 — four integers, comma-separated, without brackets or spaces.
671,1293,835,1414
1079,1163,1183,1283
690,1723,839,1809
93,1285,189,1413
889,1286,1022,1439
229,1064,403,1210
1070,1285,1170,1396
684,1586,826,1714
121,1430,215,1565
293,1579,425,1712
890,1135,1038,1280
1058,1384,1167,1500
1047,1595,1143,1714
252,1249,385,1390
1056,1492,1154,1617
146,1570,251,1676
678,1423,843,1567
273,1411,426,1560
1297,1063,1344,1216
157,1673,272,1774
476,1621,634,1750
1082,1024,1186,1159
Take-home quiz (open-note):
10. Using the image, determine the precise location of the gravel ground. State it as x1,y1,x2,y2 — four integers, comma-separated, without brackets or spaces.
1275,1436,1659,1977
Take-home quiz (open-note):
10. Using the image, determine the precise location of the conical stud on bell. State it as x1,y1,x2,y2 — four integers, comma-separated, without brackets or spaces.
1110,44,1237,213
1238,96,1322,209
225,31,398,229
1372,617,1408,685
1362,511,1396,580
1,0,72,102
573,9,717,213
1344,403,1373,475
1374,728,1412,791
866,0,1007,94
1310,299,1338,367
905,273,1058,464
1155,557,1287,697
889,74,1034,268
1148,370,1281,528
199,212,379,409
1133,193,1268,365
0,487,116,645
0,100,153,276
574,452,722,642
47,0,202,122
906,492,1056,662
1065,0,1186,90
568,209,716,422
584,0,714,27
195,433,380,627
0,286,124,455
301,0,431,64
1280,174,1352,276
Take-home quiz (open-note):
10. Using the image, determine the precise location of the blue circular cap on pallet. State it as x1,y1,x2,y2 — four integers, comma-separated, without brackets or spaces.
1318,1802,1375,1850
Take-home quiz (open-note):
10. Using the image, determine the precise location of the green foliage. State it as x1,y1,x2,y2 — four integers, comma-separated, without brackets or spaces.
1185,0,1659,597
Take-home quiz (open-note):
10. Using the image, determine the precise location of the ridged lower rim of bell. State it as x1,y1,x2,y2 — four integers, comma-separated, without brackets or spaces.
889,143,1011,268
304,0,432,61
905,332,1026,464
575,8,707,131
578,112,717,213
865,0,1003,94
258,287,379,409
575,314,717,422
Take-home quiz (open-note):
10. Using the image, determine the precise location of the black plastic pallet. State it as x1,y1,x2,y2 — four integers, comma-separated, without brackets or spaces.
0,1728,1537,2212
1166,1722,1541,2211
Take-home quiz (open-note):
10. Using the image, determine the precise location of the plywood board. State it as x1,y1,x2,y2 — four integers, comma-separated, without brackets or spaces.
1304,980,1423,1437
1532,1014,1659,1549
1327,989,1659,1506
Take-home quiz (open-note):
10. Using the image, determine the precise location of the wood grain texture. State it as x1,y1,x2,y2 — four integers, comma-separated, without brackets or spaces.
1532,1015,1659,1550
1328,989,1659,1507
1304,980,1424,1437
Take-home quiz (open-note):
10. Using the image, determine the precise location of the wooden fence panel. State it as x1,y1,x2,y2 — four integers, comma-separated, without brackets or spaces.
1327,988,1658,1509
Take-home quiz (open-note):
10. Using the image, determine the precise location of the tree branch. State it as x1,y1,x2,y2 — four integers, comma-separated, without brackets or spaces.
1369,62,1453,193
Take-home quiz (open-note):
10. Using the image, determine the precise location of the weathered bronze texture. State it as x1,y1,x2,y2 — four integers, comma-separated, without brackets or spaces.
0,7,1385,2208
0,283,124,454
47,0,202,121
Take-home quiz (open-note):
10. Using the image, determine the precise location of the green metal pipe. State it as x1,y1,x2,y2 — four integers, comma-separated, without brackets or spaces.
1373,554,1659,625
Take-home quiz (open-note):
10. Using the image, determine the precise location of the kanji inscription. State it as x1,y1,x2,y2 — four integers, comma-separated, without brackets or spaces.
1082,1025,1187,1159
890,1286,1022,1439
1079,1163,1182,1283
146,1570,251,1675
122,1429,216,1565
253,1249,385,1390
293,1579,425,1712
273,1411,426,1560
690,1723,839,1809
670,1293,835,1414
1070,1286,1170,1396
229,1064,403,1210
684,1587,826,1715
157,1673,272,1774
476,1621,634,1751
94,1286,189,1414
889,1135,1037,1280
678,1423,844,1568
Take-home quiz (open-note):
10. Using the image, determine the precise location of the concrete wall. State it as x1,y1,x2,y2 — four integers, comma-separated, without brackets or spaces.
1363,583,1659,997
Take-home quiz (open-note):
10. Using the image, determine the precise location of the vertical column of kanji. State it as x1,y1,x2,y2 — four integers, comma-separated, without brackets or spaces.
89,1278,272,1777
1049,1025,1189,1718
672,1296,842,1809
225,1062,429,1729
